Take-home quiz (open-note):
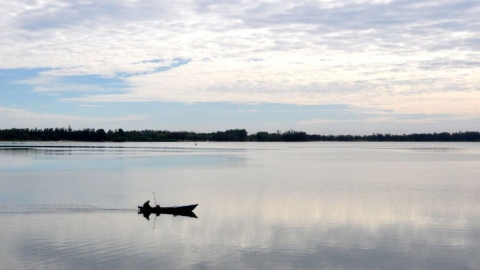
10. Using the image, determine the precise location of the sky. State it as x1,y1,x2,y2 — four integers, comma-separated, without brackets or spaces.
0,0,479,135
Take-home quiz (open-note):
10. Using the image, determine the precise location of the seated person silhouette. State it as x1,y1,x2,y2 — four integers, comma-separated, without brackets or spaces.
143,200,152,209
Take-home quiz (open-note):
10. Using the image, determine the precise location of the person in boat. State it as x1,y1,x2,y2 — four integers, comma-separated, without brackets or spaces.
143,200,152,209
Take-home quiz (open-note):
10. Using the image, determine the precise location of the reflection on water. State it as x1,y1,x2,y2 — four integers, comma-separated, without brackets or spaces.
140,210,198,220
1,142,480,269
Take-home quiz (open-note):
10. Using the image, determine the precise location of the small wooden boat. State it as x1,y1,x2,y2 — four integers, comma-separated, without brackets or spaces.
138,204,198,214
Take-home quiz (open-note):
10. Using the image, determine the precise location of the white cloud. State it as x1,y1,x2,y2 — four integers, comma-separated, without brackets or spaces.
1,0,480,118
64,56,480,117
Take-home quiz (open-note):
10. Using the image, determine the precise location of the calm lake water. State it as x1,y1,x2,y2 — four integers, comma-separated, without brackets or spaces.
1,141,480,269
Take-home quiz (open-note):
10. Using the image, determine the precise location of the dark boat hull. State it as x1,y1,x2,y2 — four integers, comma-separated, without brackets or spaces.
138,204,198,214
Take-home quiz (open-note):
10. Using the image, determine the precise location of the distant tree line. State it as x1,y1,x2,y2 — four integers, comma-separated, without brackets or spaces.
252,130,480,142
0,127,249,142
0,127,479,142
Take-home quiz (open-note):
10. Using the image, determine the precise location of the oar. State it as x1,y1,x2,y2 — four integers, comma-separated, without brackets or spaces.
152,191,157,206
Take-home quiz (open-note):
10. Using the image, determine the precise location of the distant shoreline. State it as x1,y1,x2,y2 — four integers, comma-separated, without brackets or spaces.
1,128,479,142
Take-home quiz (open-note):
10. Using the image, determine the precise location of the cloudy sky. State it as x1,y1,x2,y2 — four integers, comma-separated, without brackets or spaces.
1,0,479,134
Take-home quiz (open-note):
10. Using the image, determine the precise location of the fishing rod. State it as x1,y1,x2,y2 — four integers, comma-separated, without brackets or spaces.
152,191,158,230
152,191,157,206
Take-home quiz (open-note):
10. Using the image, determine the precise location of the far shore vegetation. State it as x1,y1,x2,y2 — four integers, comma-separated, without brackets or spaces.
1,127,479,142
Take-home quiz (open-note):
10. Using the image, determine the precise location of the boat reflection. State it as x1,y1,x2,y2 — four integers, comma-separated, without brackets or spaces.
139,210,198,220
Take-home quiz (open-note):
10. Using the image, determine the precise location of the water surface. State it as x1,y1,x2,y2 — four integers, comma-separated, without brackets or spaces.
1,142,480,269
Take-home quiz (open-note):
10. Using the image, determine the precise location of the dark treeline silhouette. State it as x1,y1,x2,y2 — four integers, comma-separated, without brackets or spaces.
0,127,479,142
0,127,249,142
253,130,480,142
